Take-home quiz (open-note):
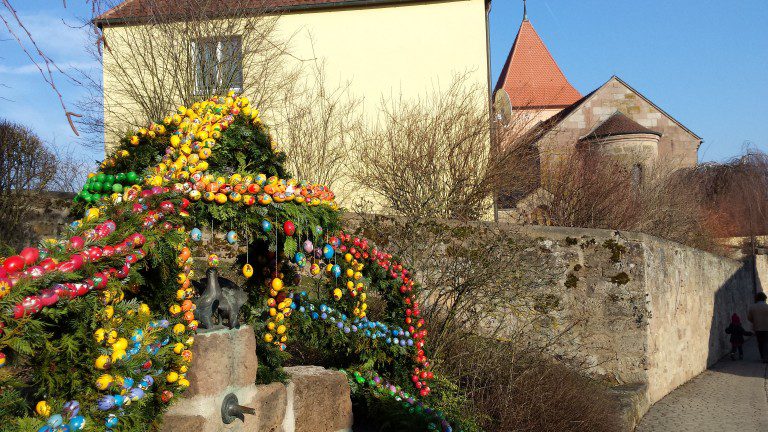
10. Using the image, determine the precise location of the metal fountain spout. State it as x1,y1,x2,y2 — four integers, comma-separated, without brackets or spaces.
221,393,256,424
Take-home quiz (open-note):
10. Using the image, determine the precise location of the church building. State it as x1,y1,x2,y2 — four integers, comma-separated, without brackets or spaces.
493,11,702,212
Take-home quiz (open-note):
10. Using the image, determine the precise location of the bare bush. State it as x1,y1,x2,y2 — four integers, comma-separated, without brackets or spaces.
351,76,500,219
84,0,301,146
688,151,768,239
522,148,714,250
440,336,623,432
0,120,57,248
272,61,362,189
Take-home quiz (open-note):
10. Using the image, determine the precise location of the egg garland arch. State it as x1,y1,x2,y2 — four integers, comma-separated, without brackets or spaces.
0,94,450,431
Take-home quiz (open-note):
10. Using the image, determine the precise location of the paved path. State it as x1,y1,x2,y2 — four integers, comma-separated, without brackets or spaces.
637,339,768,432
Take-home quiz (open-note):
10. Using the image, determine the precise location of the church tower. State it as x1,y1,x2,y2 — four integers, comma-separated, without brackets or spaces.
493,12,581,132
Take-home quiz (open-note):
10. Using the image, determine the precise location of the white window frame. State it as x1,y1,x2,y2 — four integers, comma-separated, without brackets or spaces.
191,36,243,95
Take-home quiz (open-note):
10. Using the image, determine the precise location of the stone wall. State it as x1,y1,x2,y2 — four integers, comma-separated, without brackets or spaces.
509,225,755,426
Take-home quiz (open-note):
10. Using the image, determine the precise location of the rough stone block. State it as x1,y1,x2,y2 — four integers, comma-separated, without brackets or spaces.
250,383,287,432
159,414,208,432
285,366,353,432
186,326,258,397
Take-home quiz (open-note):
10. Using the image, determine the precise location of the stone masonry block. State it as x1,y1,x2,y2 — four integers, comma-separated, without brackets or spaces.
285,366,352,432
186,326,258,397
285,366,353,432
250,383,287,432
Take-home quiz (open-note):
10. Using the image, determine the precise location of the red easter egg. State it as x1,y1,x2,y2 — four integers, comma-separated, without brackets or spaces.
26,266,44,278
70,254,84,270
68,236,84,251
3,256,25,273
58,261,76,273
283,221,296,236
19,247,39,265
102,245,115,257
39,289,59,307
159,200,175,213
0,267,6,278
40,258,57,272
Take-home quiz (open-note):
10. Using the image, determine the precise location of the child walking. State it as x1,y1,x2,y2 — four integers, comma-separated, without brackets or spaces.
726,313,752,360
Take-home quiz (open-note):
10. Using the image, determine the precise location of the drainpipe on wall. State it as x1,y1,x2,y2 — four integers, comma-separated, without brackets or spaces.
485,0,499,223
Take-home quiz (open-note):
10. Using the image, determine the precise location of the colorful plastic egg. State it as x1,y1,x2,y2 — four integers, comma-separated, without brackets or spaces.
261,220,272,232
323,244,334,260
242,264,254,278
283,220,296,236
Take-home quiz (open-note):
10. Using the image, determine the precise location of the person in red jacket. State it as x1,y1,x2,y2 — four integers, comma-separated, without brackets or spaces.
725,313,752,360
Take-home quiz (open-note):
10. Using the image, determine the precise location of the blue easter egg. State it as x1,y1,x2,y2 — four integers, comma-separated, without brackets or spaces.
226,230,238,244
105,414,119,427
97,395,115,411
190,228,203,241
36,426,52,432
331,264,341,278
294,252,306,267
122,377,135,389
69,415,86,430
322,244,334,259
261,220,272,232
47,414,64,427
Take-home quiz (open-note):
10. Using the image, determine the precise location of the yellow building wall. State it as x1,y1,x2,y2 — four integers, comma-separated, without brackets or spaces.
101,0,490,208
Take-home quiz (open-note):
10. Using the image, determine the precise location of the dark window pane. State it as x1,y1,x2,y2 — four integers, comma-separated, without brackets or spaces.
220,36,243,90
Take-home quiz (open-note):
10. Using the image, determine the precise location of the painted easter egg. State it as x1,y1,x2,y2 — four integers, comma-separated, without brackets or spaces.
261,219,272,233
226,230,238,244
190,228,203,241
242,264,254,278
283,220,296,236
323,244,334,260
303,240,314,253
208,254,220,267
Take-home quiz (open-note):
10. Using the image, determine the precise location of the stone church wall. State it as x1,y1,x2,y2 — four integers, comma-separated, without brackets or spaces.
539,78,700,170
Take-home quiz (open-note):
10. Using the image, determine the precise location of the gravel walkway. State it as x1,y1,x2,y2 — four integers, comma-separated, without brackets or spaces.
637,339,768,432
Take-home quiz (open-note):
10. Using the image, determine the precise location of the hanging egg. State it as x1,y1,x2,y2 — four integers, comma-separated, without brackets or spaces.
0,352,5,368
261,219,272,232
226,230,238,244
283,220,296,236
208,254,220,267
69,415,86,430
190,228,203,241
303,240,314,253
310,263,321,275
315,225,323,236
105,414,119,428
323,244,335,260
242,264,254,278
331,264,342,278
294,252,306,268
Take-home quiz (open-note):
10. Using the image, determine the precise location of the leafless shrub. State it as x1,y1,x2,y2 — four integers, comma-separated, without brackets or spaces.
0,120,57,248
82,0,301,147
351,75,501,219
440,336,623,432
687,150,768,239
272,61,362,190
523,148,714,250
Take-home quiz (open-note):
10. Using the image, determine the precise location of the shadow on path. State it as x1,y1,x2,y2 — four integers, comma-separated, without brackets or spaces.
636,339,768,431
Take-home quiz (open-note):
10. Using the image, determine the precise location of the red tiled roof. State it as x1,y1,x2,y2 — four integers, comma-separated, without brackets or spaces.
494,19,581,109
583,111,661,140
95,0,451,25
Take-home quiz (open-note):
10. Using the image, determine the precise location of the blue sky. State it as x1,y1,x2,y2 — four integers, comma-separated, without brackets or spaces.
0,0,766,164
